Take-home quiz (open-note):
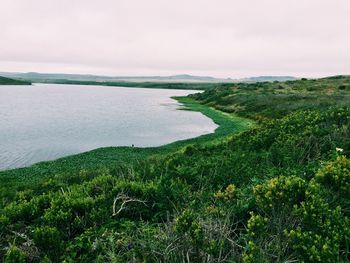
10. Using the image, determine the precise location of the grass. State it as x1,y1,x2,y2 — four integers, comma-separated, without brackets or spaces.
0,96,253,191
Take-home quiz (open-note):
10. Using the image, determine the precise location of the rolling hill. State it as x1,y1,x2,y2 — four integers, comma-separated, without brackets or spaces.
0,76,31,85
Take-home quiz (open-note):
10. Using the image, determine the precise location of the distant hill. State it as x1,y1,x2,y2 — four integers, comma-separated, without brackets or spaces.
238,76,298,82
0,72,233,83
0,72,297,84
0,76,31,85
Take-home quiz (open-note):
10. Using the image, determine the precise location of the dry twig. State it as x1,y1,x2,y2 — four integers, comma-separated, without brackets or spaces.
112,193,147,217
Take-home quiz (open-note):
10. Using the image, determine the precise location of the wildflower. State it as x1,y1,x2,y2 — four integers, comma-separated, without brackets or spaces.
336,147,343,152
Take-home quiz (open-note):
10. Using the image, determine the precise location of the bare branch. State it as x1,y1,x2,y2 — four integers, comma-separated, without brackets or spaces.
112,193,147,217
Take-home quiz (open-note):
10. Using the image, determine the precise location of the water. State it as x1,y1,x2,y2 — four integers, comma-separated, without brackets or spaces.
0,83,217,170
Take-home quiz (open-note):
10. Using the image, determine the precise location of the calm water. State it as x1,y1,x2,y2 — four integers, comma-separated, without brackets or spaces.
0,84,217,170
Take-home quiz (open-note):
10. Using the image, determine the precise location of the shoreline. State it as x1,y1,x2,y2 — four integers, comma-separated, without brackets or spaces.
25,79,229,90
0,96,253,188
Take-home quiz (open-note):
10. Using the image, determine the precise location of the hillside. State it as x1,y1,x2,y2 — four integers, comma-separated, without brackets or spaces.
191,75,350,120
238,76,297,82
0,76,31,85
0,76,349,262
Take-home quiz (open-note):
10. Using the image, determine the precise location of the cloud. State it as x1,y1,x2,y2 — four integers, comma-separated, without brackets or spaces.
1,0,349,77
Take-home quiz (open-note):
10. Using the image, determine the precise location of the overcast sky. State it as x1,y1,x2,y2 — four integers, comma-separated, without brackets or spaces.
1,0,349,78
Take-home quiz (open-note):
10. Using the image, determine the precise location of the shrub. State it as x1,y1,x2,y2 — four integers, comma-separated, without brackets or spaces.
32,226,63,258
286,183,349,262
4,245,26,263
245,160,350,262
316,155,350,197
253,176,307,211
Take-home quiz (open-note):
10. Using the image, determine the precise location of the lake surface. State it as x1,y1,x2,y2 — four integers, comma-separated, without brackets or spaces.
0,84,217,170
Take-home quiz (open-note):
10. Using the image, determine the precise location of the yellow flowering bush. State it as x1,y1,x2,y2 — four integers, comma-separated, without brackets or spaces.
247,212,268,237
253,176,307,211
286,191,349,262
244,157,350,262
174,209,205,246
214,184,237,201
315,156,350,197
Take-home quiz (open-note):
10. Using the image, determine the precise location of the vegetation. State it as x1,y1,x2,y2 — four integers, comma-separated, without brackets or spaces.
0,76,31,85
1,76,350,262
191,75,350,120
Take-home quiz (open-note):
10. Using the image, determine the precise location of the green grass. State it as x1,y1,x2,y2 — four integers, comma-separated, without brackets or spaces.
0,97,252,191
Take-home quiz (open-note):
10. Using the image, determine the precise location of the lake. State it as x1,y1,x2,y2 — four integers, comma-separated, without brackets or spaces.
0,84,217,170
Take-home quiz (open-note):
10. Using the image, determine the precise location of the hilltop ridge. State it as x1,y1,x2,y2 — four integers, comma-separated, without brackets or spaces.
0,71,297,84
0,76,31,85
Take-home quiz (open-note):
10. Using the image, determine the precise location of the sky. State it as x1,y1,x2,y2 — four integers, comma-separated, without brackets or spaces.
1,0,349,78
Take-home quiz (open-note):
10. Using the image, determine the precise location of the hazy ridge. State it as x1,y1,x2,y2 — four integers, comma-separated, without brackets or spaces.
0,72,297,83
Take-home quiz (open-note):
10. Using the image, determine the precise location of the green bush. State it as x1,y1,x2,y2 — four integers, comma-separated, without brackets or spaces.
32,226,63,258
4,245,26,263
253,176,306,211
244,158,350,262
